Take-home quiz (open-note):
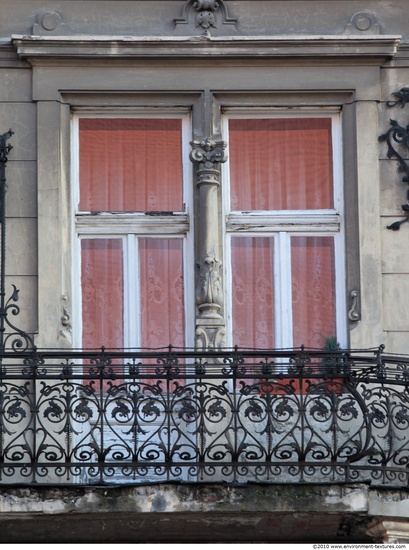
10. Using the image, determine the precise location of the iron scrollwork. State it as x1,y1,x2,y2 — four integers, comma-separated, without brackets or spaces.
379,88,409,230
0,130,35,352
386,88,409,108
0,346,408,488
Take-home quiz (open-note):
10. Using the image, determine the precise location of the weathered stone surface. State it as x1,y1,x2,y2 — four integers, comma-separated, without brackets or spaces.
5,161,37,218
0,484,374,543
0,484,405,542
367,518,409,543
0,484,371,515
381,221,409,273
383,274,409,331
0,69,32,101
379,159,408,217
369,489,409,518
0,103,36,161
385,330,409,354
6,218,37,276
0,510,372,543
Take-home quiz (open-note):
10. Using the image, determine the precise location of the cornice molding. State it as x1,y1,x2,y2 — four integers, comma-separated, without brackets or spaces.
12,34,401,63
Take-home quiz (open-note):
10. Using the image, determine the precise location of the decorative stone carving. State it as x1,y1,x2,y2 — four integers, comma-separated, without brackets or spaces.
175,0,237,34
60,295,71,329
33,12,72,36
366,519,409,543
190,138,228,186
190,138,227,348
348,289,360,322
196,325,226,351
196,255,223,318
190,138,227,322
58,294,72,342
344,12,380,35
194,1,218,30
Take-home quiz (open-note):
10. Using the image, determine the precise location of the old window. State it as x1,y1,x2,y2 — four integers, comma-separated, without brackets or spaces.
72,108,346,352
72,114,193,349
223,112,346,349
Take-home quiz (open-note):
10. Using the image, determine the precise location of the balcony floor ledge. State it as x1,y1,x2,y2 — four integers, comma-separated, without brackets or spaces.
0,483,407,543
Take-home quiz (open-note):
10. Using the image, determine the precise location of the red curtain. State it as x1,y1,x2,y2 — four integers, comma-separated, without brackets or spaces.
228,118,333,211
79,118,183,212
291,236,336,348
229,118,337,350
139,238,185,349
81,238,124,349
231,236,275,349
81,238,185,349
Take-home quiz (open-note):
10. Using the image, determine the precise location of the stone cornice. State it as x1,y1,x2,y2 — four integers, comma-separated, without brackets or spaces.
12,34,401,63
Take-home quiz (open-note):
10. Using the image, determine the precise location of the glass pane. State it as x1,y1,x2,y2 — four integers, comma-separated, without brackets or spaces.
81,239,124,348
79,118,183,212
229,118,333,211
231,237,275,348
291,236,336,348
139,239,185,348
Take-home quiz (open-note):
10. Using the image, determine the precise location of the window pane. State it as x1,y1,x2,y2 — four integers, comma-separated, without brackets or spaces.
81,239,124,348
139,239,185,348
291,236,336,348
79,118,183,212
229,118,333,211
231,237,275,348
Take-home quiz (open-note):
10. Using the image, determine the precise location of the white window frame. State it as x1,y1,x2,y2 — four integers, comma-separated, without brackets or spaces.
222,109,347,349
71,110,194,350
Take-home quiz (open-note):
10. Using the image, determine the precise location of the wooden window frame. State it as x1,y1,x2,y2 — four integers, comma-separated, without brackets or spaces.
222,109,347,349
71,111,195,350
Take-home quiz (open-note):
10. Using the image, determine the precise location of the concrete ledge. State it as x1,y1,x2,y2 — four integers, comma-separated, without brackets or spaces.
0,483,407,542
0,483,370,515
12,35,401,62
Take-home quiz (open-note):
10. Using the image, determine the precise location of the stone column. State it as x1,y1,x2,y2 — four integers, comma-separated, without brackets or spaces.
190,138,227,351
366,518,409,543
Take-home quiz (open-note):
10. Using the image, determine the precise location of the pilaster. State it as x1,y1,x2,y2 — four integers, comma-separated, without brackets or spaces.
190,138,227,350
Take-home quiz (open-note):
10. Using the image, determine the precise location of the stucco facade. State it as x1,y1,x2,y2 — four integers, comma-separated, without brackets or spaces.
1,0,409,543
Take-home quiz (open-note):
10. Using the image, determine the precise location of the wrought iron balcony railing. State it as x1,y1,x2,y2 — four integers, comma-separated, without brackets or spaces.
0,345,408,488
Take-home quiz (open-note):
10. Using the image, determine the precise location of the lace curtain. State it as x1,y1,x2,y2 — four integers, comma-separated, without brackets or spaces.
81,238,185,349
229,118,336,349
79,118,185,350
81,239,124,349
79,118,183,212
228,118,333,211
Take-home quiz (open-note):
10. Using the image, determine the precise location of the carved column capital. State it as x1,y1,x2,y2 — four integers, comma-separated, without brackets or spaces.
190,139,227,186
190,138,227,164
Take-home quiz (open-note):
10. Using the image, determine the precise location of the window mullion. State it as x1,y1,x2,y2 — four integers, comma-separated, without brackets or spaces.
125,234,139,348
276,232,293,349
334,233,347,347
